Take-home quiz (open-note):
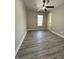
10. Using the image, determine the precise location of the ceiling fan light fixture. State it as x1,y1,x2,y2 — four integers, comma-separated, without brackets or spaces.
43,6,46,10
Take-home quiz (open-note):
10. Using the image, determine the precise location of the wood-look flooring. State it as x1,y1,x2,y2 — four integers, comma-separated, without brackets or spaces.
16,30,64,59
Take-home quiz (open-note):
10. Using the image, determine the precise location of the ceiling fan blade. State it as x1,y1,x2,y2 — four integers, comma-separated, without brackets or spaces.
44,8,47,12
46,6,54,8
43,0,45,3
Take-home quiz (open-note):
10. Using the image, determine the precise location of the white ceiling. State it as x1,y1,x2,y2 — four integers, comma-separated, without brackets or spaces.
23,0,64,12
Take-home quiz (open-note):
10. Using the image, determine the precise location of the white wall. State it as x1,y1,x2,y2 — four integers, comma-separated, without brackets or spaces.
15,0,27,55
47,4,64,36
27,10,47,30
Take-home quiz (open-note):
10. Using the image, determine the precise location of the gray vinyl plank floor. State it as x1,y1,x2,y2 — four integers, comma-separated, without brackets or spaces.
16,30,64,59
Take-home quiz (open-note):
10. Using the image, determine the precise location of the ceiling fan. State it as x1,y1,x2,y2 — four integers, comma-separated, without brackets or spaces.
41,0,54,12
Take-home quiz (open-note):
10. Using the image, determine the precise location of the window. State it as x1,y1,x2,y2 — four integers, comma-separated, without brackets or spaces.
37,15,43,26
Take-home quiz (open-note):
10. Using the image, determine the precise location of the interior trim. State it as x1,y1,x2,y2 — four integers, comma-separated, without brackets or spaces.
48,29,64,38
15,32,27,56
27,28,47,31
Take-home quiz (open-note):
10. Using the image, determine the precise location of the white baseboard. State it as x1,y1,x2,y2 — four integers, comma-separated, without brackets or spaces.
15,32,27,56
27,28,47,31
27,29,38,31
48,29,64,38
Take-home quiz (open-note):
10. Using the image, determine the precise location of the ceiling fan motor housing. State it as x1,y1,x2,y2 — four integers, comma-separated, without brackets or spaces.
42,0,54,12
